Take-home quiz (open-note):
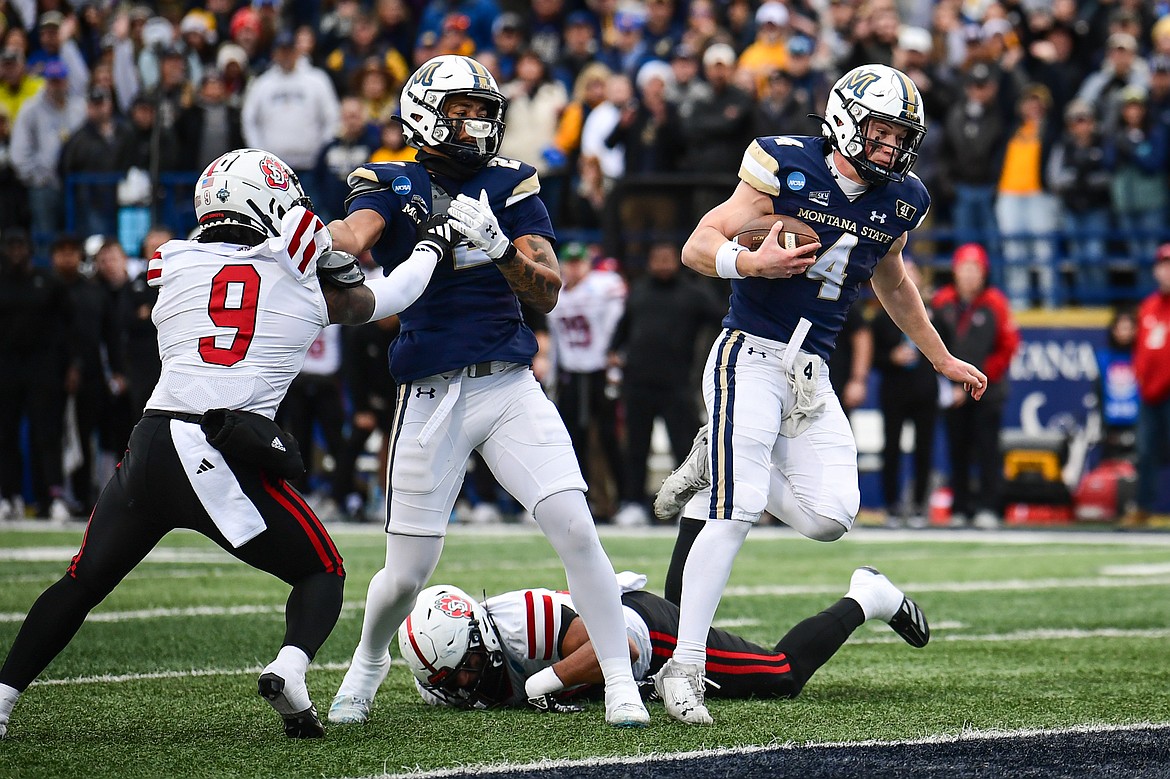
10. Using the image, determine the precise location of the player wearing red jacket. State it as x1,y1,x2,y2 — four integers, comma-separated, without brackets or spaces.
1123,245,1170,527
931,243,1021,529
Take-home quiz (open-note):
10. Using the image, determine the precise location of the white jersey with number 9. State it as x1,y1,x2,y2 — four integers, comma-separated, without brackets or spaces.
144,240,330,420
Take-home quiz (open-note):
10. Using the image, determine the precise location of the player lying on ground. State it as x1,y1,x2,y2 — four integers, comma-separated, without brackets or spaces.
0,147,448,740
396,568,928,712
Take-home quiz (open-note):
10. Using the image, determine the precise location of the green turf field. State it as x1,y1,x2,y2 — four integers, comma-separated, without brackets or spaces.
2,523,1168,779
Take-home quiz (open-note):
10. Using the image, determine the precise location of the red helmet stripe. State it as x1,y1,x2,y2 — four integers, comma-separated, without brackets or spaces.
404,614,441,679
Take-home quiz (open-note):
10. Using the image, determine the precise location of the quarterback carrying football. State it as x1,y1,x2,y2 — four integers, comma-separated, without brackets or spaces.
650,64,988,725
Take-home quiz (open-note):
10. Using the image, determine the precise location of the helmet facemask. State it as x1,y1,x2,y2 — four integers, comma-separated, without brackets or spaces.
421,615,509,710
846,111,924,184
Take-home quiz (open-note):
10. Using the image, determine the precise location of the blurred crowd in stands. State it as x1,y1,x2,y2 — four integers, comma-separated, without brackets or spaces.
3,0,1170,525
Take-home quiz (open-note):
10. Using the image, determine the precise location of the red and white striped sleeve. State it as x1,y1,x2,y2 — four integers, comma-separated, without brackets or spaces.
146,247,165,288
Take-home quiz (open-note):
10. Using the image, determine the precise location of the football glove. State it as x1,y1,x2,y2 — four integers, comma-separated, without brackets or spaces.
447,189,511,260
316,249,365,289
270,205,332,283
415,213,458,263
527,694,585,715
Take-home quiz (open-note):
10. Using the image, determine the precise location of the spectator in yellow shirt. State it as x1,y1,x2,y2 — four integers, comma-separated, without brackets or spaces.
0,49,43,123
737,2,789,97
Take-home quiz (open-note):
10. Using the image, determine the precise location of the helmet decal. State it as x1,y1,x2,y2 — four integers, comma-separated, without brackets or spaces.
435,593,473,619
260,156,290,190
841,69,880,99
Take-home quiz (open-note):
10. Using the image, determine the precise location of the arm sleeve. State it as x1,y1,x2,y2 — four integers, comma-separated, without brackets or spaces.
364,244,439,322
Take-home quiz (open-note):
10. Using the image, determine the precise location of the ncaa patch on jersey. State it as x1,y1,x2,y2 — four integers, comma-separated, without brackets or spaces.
392,176,412,195
786,171,806,191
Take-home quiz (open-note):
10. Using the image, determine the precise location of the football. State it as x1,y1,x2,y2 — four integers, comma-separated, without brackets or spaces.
732,214,820,251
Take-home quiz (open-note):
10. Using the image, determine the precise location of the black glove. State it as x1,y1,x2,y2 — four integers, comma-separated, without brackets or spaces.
416,213,458,262
526,694,585,714
316,250,365,289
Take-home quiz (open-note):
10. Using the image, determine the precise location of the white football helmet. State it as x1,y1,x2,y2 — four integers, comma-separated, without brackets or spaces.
193,148,313,243
397,55,507,169
822,64,926,183
397,584,509,709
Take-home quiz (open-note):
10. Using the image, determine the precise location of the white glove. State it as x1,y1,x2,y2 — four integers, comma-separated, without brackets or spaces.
269,205,333,283
447,189,510,260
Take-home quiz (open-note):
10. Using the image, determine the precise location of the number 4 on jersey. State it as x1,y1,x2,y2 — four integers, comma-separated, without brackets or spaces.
805,233,856,301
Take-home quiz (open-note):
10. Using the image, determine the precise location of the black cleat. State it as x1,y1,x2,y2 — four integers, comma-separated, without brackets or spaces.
258,673,325,738
888,595,930,648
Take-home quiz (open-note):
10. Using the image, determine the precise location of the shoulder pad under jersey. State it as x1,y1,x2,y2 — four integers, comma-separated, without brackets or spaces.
739,136,812,197
344,162,414,208
478,156,542,208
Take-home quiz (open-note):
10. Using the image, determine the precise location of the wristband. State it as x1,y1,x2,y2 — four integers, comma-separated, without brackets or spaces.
493,242,518,264
414,241,444,263
715,241,747,279
524,666,565,698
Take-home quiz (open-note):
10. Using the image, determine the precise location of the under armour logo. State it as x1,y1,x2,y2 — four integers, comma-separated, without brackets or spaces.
195,458,215,474
870,211,887,223
416,386,436,398
485,225,497,239
746,347,767,358
270,437,286,452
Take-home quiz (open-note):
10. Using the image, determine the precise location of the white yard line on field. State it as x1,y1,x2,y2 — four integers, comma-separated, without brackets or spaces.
330,722,1170,779
26,626,1170,688
5,571,1169,624
724,574,1170,597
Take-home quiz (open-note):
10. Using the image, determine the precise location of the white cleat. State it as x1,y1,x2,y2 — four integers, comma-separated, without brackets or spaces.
328,651,390,724
653,658,713,725
604,684,650,727
327,694,373,725
605,700,650,728
653,424,710,521
0,720,7,739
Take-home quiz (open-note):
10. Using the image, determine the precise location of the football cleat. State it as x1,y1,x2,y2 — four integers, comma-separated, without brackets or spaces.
257,672,325,738
653,424,710,521
653,658,713,725
329,651,390,724
328,694,373,725
605,700,651,728
849,566,930,648
888,593,931,648
604,683,650,728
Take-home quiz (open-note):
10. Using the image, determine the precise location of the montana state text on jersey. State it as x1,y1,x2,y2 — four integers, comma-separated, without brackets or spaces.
732,135,931,359
344,157,553,382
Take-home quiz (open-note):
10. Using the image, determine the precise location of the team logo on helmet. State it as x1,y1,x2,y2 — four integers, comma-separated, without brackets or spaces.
435,593,473,618
841,69,881,99
260,156,290,190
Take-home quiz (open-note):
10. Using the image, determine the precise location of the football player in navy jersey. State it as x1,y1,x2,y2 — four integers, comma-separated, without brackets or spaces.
649,64,990,725
321,55,649,728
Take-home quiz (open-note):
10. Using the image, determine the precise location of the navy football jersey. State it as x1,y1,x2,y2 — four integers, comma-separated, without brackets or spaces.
346,157,554,381
728,135,930,359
